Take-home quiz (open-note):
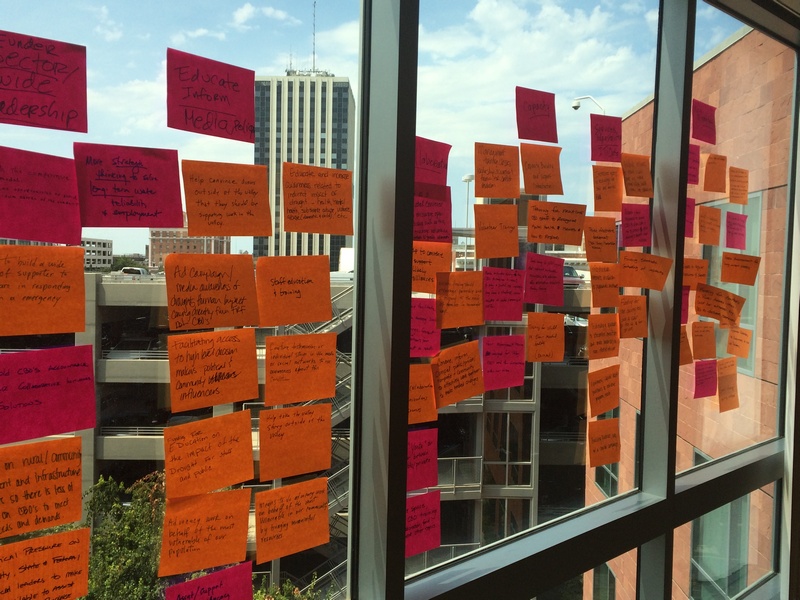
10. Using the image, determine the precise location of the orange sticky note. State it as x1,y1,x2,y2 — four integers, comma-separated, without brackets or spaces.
166,253,259,330
619,294,648,338
703,154,727,193
182,160,272,236
0,437,82,539
409,364,438,425
164,410,254,498
259,404,332,480
412,241,452,294
0,528,89,599
158,488,250,577
620,153,653,198
592,165,623,212
619,250,673,291
587,417,620,468
728,166,749,205
474,142,520,198
720,252,761,286
431,341,484,408
583,216,618,263
695,283,745,327
526,312,564,363
727,326,752,359
168,328,259,412
256,477,330,564
527,200,586,245
589,263,619,308
520,143,563,195
264,332,337,405
256,255,332,326
718,356,739,412
436,271,483,328
683,257,709,290
691,321,717,360
680,325,694,365
698,206,721,245
0,245,85,336
474,203,519,259
282,162,353,235
587,364,620,418
588,313,620,359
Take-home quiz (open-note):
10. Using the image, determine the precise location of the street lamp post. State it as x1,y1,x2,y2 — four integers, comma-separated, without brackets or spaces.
572,95,606,115
461,174,475,271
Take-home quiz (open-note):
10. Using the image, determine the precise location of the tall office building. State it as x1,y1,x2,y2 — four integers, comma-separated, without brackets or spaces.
253,71,355,271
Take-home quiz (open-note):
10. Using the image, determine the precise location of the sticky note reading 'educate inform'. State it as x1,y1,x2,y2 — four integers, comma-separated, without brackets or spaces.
527,200,586,246
411,297,441,357
474,142,521,198
264,332,337,405
587,365,620,417
0,146,81,245
526,312,565,363
474,203,519,259
409,364,438,425
415,136,451,186
590,114,623,163
436,270,484,329
283,162,354,235
406,490,441,558
525,253,564,306
166,562,253,600
483,267,524,321
166,48,255,142
520,143,564,195
592,165,623,212
587,417,621,468
515,86,557,143
482,335,525,391
259,404,332,481
407,428,438,491
431,341,484,408
256,255,332,326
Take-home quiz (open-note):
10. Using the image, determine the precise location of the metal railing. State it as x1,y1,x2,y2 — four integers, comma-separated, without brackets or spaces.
436,456,482,493
327,464,349,515
99,425,166,436
301,559,347,600
101,349,168,360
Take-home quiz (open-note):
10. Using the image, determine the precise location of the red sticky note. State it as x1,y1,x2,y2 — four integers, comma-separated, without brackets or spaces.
0,30,87,132
411,297,440,357
74,142,183,227
725,212,747,250
692,99,717,144
482,335,525,391
621,203,651,247
406,490,441,557
407,428,438,491
685,197,696,238
166,562,252,600
729,167,749,205
416,136,451,186
687,144,701,185
590,114,622,162
483,267,524,321
694,359,718,399
515,87,557,143
414,192,452,242
166,48,255,142
0,345,95,445
0,147,81,245
525,253,564,306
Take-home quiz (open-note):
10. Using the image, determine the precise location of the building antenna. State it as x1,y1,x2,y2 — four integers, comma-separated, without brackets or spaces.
312,0,317,73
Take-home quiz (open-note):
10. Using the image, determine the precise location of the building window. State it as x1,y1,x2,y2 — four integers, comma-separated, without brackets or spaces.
593,563,616,600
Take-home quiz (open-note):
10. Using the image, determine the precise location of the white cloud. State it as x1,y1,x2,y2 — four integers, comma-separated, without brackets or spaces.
262,7,301,25
170,28,226,47
231,3,301,30
92,5,123,42
232,3,259,30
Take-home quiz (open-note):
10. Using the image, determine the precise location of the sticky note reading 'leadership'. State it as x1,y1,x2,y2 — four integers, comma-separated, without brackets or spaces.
415,136,450,186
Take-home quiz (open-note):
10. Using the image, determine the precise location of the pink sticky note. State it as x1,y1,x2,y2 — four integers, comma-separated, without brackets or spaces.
694,359,718,398
621,203,651,247
685,197,696,238
0,346,95,444
681,286,690,325
590,114,622,163
411,298,440,357
415,136,451,186
483,267,524,321
726,212,747,250
482,335,525,391
74,142,183,227
525,253,564,306
687,144,700,185
692,99,717,145
515,87,557,143
407,428,438,491
414,181,449,199
406,490,441,557
414,193,452,242
166,562,252,600
0,146,81,245
0,30,87,132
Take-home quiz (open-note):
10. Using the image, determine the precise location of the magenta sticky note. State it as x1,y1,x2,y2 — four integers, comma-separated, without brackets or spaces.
725,212,747,250
694,359,718,399
0,30,87,132
74,142,183,227
0,345,95,444
621,203,651,247
166,48,255,143
484,267,524,321
166,561,252,600
414,193,452,242
411,298,440,357
407,428,438,491
681,286,690,325
691,99,717,145
415,136,451,186
590,114,622,163
685,197,696,238
515,87,557,143
0,146,81,245
687,144,700,185
482,335,525,391
525,253,564,306
406,490,441,558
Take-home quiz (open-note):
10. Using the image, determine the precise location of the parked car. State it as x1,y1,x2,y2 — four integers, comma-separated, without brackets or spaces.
563,265,585,289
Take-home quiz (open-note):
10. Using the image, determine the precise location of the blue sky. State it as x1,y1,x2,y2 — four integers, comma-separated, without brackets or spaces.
1,1,742,254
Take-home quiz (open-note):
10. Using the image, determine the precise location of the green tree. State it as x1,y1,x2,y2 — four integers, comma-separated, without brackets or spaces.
110,256,148,272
